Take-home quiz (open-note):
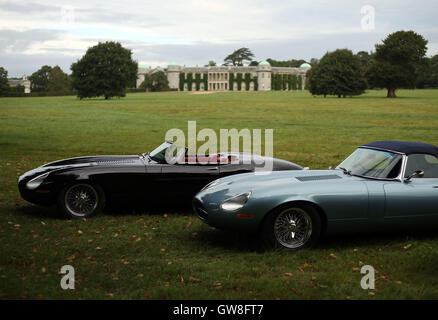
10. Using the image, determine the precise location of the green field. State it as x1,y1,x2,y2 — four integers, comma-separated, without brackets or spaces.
1,90,438,299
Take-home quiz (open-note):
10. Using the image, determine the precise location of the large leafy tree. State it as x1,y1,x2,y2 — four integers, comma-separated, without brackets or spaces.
417,54,438,88
29,65,52,92
0,67,10,96
308,49,367,98
310,58,319,66
366,31,428,98
71,41,138,99
47,66,71,95
224,48,254,66
356,51,373,69
355,51,373,89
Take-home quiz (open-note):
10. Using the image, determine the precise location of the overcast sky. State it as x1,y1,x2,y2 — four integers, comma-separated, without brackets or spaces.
1,0,438,77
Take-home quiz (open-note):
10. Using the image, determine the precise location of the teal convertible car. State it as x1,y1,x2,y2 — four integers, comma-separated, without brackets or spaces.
193,141,438,250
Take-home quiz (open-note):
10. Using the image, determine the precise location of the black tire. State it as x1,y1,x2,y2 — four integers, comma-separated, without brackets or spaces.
261,203,321,251
57,182,105,219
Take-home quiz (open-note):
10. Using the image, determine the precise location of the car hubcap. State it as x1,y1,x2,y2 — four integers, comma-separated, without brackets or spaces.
274,208,312,249
65,184,98,217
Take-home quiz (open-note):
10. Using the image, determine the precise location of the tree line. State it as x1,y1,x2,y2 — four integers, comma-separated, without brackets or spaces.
211,31,438,98
0,65,73,97
308,31,432,98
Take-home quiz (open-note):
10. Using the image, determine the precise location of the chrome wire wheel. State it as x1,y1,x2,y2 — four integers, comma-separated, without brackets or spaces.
274,207,313,249
64,184,99,217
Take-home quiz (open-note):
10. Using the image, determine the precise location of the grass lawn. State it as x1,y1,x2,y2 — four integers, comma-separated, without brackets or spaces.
0,89,438,299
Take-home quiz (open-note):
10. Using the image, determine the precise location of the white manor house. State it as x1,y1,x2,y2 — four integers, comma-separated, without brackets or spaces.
136,61,311,92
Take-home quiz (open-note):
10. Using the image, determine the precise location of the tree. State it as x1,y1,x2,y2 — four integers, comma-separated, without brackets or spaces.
8,85,25,96
266,58,306,67
47,66,71,95
29,65,52,92
28,65,72,95
366,31,428,98
310,58,319,66
224,48,254,66
356,51,373,69
70,41,138,99
355,51,373,89
139,74,152,91
150,71,169,91
205,61,216,67
307,62,332,98
139,71,169,92
0,67,10,96
417,54,438,88
249,61,259,66
308,49,367,98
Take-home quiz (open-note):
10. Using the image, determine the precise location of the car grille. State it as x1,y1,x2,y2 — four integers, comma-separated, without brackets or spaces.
193,199,208,221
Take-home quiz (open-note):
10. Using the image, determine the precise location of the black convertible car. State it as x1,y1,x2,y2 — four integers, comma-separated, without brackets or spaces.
18,142,302,218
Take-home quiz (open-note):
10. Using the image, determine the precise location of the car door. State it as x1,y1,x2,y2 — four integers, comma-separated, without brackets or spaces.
91,159,148,203
160,163,220,202
383,153,438,226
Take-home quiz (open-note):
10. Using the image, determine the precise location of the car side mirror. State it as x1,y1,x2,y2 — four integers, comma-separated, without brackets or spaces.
404,170,424,182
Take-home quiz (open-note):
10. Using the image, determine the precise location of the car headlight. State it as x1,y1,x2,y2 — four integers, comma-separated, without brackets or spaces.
26,172,50,190
220,191,251,212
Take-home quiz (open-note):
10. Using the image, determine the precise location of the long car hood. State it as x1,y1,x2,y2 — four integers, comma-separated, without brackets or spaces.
19,155,142,183
42,155,140,167
201,169,365,199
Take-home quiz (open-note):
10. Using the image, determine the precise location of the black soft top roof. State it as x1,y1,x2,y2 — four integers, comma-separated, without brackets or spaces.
360,140,438,157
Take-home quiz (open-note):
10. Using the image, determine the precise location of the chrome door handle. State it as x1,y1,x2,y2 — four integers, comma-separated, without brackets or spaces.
207,167,218,171
433,186,438,188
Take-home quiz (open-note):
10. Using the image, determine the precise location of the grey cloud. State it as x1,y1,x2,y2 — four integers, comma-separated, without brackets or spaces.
0,1,59,13
0,28,63,52
0,1,166,29
74,9,136,24
0,51,74,76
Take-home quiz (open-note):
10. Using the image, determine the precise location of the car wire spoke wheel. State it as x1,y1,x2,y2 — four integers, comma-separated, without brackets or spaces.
65,184,99,217
274,207,313,249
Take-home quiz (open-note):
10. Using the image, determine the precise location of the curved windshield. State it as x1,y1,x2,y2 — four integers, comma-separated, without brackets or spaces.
148,142,173,163
337,148,402,179
148,142,188,163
